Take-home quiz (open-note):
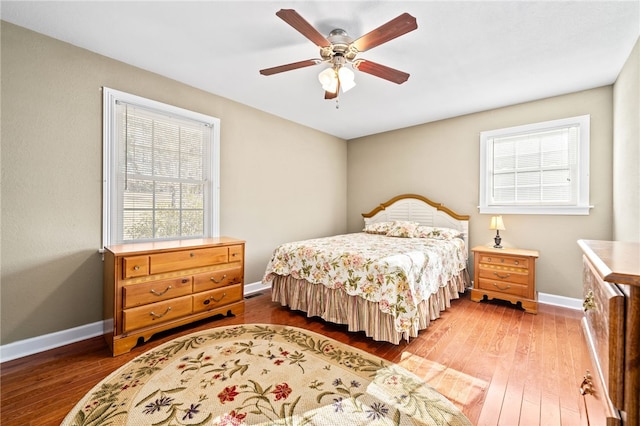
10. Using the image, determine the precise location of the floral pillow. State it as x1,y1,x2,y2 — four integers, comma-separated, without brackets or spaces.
363,221,395,235
414,225,462,240
385,221,419,238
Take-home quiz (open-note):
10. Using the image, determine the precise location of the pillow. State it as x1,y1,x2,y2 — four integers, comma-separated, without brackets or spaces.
363,221,395,235
414,225,462,240
385,221,419,238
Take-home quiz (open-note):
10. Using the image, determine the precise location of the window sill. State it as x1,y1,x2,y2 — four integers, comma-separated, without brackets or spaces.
479,205,593,215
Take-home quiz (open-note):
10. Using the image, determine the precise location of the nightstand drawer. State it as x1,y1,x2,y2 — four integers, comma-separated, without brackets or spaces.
477,253,529,269
478,267,529,285
477,278,529,297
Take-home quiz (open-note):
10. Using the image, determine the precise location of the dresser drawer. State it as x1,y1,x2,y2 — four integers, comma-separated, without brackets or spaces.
229,244,243,262
478,266,530,285
149,247,229,274
581,319,622,425
193,267,243,292
582,256,625,408
122,255,150,279
477,253,529,269
477,278,529,297
123,276,192,308
122,295,193,333
193,284,243,314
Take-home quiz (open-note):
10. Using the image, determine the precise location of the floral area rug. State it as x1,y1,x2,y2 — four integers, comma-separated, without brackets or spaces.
62,324,471,425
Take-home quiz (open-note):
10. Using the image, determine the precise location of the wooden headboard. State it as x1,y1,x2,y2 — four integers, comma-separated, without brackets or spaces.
362,194,470,248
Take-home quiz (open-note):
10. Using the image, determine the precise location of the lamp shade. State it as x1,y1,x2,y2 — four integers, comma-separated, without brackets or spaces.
338,67,356,92
318,67,338,93
489,215,506,231
319,65,356,95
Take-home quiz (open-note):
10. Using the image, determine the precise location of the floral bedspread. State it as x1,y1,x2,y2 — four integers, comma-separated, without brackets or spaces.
263,233,468,334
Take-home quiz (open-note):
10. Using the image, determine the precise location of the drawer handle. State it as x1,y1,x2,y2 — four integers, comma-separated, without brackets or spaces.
210,274,227,284
580,371,595,396
150,285,173,296
583,290,596,312
204,293,226,305
232,252,238,257
190,252,195,257
133,265,140,271
493,272,512,279
492,282,511,291
514,260,519,265
149,307,172,319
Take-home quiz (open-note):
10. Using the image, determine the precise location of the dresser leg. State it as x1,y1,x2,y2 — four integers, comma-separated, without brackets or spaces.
470,289,484,302
520,299,538,314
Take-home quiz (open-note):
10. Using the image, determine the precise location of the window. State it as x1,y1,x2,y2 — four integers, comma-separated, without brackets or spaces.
479,115,591,215
102,87,220,247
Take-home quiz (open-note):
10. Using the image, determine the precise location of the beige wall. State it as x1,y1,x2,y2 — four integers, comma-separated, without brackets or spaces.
613,37,640,242
347,87,615,299
0,22,347,344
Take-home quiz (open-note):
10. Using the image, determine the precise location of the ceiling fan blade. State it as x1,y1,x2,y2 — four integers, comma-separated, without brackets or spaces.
351,13,417,52
324,78,340,99
276,9,331,47
352,59,410,84
260,59,322,76
324,90,338,100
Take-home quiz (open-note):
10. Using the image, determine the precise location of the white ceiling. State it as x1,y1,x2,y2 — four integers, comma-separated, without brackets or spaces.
2,1,639,139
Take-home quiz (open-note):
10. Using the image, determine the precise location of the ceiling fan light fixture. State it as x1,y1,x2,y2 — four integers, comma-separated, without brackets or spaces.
338,66,356,92
318,67,339,93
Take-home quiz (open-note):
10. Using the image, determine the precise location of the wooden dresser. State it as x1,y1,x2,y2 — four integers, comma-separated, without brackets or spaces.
578,240,640,425
470,246,539,313
104,237,245,356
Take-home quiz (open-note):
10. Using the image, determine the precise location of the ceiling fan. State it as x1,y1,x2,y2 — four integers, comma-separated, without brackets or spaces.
259,9,418,100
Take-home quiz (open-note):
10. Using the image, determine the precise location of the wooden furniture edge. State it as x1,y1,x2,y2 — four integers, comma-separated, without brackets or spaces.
471,245,540,258
105,237,246,256
578,239,640,286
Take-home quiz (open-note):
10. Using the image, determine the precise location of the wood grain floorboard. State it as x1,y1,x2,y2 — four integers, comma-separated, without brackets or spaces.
0,291,591,425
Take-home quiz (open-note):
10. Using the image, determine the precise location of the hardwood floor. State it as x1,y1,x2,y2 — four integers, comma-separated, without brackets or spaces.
0,290,591,425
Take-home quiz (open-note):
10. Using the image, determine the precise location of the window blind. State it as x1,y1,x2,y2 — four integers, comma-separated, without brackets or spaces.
490,125,579,206
115,101,211,242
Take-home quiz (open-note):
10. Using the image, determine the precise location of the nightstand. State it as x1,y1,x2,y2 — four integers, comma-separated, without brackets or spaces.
470,246,539,314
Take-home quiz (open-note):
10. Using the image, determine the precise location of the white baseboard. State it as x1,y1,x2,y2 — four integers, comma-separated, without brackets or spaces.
244,280,271,296
0,320,105,363
0,285,578,363
538,292,583,310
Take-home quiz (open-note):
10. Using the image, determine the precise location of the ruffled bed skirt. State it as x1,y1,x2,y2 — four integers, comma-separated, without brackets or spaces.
271,269,470,345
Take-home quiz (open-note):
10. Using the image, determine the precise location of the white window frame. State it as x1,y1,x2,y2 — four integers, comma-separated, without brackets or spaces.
479,115,592,215
102,87,220,248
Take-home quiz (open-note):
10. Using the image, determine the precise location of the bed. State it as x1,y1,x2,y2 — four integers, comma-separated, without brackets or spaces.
262,194,471,344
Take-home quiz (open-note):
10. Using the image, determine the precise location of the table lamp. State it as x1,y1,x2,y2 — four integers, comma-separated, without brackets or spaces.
489,215,505,248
